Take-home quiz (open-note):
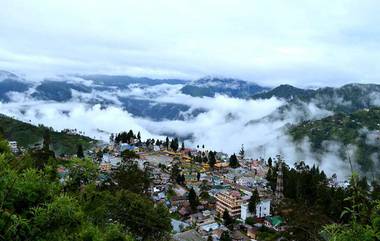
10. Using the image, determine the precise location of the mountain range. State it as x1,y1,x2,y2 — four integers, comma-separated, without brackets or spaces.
1,70,380,178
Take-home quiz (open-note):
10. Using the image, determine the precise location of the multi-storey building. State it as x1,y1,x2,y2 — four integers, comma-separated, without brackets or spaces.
216,191,243,218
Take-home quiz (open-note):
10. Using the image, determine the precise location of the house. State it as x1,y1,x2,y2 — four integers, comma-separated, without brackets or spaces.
171,219,190,233
153,145,160,151
198,221,220,233
231,230,250,241
173,230,204,241
246,227,259,240
8,141,18,153
100,163,112,172
120,143,138,152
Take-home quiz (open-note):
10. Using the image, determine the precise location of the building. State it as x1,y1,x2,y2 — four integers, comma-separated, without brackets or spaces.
216,191,243,218
8,141,18,153
173,230,204,241
264,216,285,231
240,199,271,221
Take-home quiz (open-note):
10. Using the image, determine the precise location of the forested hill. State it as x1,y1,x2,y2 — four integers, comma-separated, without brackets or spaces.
253,83,380,114
288,107,380,176
0,114,95,155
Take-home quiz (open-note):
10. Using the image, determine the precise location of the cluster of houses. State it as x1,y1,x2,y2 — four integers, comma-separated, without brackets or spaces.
90,138,287,241
8,135,286,241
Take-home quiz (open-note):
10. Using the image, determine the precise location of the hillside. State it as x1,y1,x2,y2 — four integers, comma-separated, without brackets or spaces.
253,83,380,114
252,84,315,101
181,77,269,98
0,114,95,155
288,108,380,176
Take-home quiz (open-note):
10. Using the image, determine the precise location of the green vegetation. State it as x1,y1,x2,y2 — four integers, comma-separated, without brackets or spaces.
0,134,171,241
266,159,380,240
229,153,239,168
322,174,380,241
0,114,95,155
289,107,380,176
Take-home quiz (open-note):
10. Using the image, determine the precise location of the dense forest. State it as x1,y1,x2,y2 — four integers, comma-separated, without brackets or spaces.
264,159,380,241
0,133,171,241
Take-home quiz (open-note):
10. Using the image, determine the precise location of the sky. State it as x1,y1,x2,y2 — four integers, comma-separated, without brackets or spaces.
1,0,380,86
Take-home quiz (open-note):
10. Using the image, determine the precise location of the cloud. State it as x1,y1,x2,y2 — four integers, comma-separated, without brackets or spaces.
0,78,354,179
1,0,380,86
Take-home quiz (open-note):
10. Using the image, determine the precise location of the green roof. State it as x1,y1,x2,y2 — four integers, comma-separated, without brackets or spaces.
266,216,284,227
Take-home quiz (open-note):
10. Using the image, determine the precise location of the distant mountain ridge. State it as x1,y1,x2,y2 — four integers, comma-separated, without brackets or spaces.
0,71,271,120
180,77,269,98
253,83,380,114
0,70,31,102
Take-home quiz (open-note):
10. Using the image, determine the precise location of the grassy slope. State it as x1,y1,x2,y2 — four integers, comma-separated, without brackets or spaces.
0,114,95,155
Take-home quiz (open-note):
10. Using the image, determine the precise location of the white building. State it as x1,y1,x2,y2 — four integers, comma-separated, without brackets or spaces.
8,141,18,153
241,199,271,221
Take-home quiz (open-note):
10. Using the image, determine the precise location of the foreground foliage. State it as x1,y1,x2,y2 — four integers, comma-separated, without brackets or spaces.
0,135,171,241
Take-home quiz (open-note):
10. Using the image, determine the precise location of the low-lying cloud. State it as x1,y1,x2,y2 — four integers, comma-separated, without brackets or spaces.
0,76,357,180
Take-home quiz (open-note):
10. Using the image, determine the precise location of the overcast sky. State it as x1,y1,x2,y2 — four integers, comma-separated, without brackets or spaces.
1,0,380,87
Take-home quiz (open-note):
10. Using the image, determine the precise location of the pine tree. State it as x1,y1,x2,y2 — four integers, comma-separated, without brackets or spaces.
222,209,233,226
248,188,260,214
42,129,51,151
165,137,169,150
208,151,216,168
229,153,239,168
77,144,84,158
170,138,179,152
188,187,199,211
181,141,185,151
109,133,114,143
268,157,272,167
239,144,245,159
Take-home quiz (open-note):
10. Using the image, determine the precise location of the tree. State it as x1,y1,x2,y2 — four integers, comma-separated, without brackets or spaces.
267,157,272,167
197,172,201,181
222,209,233,226
137,131,141,141
239,144,245,159
42,129,51,151
208,151,216,168
170,138,179,152
171,163,179,179
229,153,239,168
77,144,84,158
165,137,169,150
207,235,213,241
248,188,260,214
181,141,185,151
220,231,232,241
176,174,185,185
121,150,139,161
112,161,151,195
0,126,4,138
188,187,199,211
110,190,172,240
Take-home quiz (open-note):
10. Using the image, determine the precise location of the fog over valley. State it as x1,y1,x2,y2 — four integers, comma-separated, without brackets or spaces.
2,71,380,180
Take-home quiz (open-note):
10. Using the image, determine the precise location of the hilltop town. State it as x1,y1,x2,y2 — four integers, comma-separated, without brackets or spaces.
3,129,379,241
90,131,283,241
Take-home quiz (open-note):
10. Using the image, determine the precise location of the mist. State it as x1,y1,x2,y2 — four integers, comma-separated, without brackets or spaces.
0,75,358,180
